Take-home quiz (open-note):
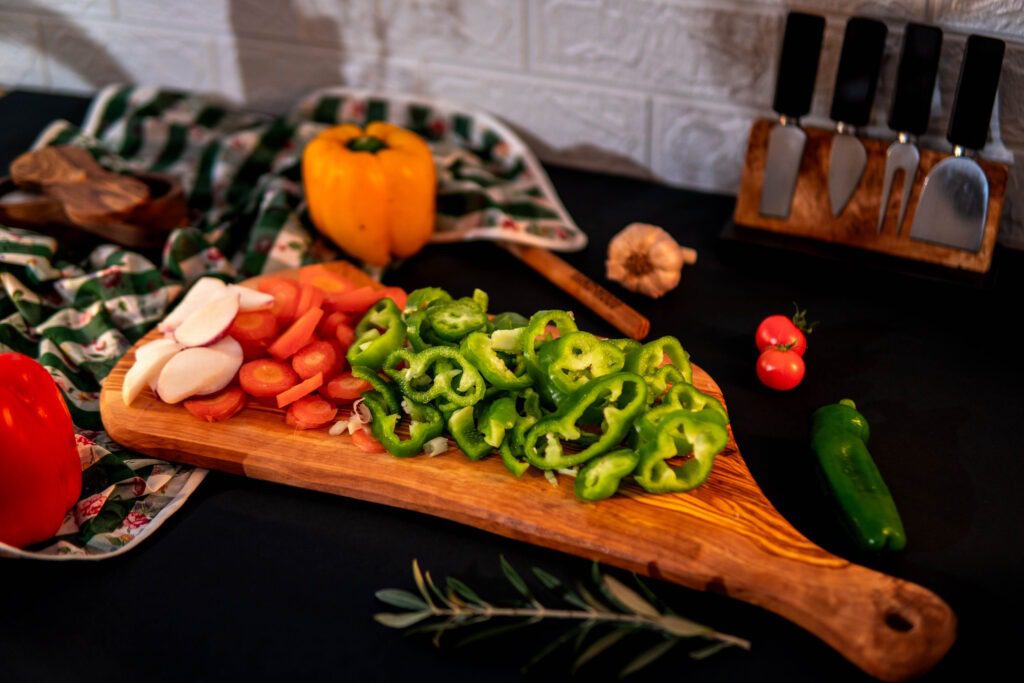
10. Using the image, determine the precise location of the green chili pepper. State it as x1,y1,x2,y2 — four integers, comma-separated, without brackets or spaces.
625,336,693,400
460,331,531,391
347,298,406,369
811,399,906,552
489,311,529,331
524,372,648,470
363,392,445,458
522,310,578,385
634,410,727,493
447,405,493,460
383,347,486,408
535,331,625,407
574,448,639,501
350,365,400,413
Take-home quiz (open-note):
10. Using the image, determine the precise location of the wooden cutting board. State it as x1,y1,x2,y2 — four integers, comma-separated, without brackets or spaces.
100,261,954,681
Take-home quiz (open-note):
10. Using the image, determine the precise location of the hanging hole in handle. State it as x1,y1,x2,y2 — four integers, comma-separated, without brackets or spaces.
885,609,914,632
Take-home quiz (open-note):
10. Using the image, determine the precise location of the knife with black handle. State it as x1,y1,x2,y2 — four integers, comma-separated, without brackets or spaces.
827,17,887,217
758,11,825,218
910,34,1005,251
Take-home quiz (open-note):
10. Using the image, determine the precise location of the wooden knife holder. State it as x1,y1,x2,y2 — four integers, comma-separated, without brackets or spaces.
734,118,1008,273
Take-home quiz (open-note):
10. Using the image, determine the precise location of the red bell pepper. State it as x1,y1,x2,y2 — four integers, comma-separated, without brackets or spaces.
0,353,82,548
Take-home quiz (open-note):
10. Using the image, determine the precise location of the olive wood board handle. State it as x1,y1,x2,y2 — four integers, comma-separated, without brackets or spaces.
99,260,955,681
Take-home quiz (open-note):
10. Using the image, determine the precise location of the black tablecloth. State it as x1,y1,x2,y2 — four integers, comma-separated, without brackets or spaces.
2,90,1021,682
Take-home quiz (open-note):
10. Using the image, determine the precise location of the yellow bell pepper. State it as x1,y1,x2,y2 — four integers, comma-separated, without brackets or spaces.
302,122,436,266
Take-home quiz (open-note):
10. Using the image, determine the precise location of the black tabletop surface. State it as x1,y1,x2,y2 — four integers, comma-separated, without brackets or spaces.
1,90,1021,682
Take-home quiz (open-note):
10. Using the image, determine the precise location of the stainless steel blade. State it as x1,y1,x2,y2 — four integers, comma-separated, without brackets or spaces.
759,122,807,218
909,156,988,251
877,138,920,233
828,132,867,216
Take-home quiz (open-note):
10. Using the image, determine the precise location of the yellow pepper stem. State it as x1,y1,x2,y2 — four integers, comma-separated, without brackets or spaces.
346,136,388,153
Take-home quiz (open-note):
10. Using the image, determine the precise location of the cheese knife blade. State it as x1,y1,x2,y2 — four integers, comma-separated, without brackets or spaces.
910,35,1005,251
827,17,887,217
759,12,825,218
878,23,942,233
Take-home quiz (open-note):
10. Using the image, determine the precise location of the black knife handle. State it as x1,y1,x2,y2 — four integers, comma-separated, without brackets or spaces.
888,23,943,135
948,34,1005,150
830,17,888,126
773,12,826,118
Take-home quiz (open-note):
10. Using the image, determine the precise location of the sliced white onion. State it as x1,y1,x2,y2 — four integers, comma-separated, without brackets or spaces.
328,420,350,436
544,471,558,488
353,398,372,424
347,413,365,435
401,398,414,415
557,467,579,478
422,437,449,457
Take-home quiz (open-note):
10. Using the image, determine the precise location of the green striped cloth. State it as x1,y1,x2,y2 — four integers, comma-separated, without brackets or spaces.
0,86,584,559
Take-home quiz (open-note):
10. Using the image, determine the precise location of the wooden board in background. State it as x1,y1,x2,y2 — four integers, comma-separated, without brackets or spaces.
100,262,955,682
734,118,1007,273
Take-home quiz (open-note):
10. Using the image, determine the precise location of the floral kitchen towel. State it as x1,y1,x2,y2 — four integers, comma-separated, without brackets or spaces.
0,85,584,559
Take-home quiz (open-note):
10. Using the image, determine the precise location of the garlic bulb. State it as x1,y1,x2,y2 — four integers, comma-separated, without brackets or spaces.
605,223,696,299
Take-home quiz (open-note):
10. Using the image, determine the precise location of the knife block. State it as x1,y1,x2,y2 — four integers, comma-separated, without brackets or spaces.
733,118,1008,273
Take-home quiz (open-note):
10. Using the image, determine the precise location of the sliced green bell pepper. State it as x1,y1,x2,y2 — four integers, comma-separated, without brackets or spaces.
479,396,517,449
634,410,727,493
447,405,492,460
425,299,488,342
524,372,648,470
498,389,544,477
637,382,729,444
460,330,531,391
362,392,445,458
522,310,578,383
405,287,452,314
535,331,625,407
488,311,529,332
811,399,906,552
347,298,406,369
383,346,486,408
625,336,693,400
350,365,400,413
574,448,639,501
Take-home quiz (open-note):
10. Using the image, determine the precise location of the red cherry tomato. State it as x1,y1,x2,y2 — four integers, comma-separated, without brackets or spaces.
0,353,82,548
755,314,806,356
756,348,805,391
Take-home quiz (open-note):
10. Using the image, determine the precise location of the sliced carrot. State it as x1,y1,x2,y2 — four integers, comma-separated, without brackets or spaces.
295,283,326,318
322,372,371,403
326,338,348,374
318,310,352,340
267,307,324,360
229,310,279,342
351,426,386,453
298,264,355,294
184,386,247,422
285,394,337,429
323,286,407,315
258,278,301,324
291,340,339,380
335,322,356,350
239,359,299,398
276,372,324,408
236,338,269,361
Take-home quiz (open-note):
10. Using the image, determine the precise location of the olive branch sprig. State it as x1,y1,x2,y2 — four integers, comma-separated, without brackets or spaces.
374,557,750,678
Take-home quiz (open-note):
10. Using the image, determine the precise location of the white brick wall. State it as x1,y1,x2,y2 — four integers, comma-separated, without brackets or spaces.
1,0,1023,248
